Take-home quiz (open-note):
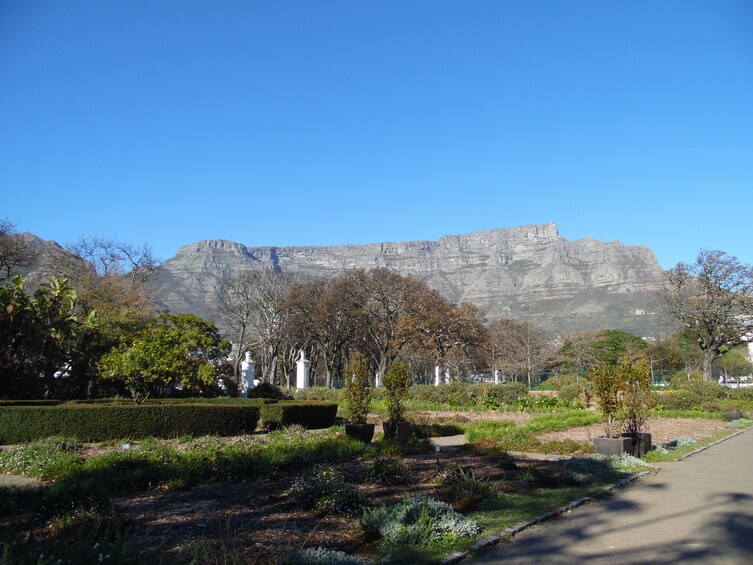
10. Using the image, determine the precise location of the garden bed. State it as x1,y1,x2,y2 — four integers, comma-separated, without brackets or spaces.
535,416,731,445
2,415,748,564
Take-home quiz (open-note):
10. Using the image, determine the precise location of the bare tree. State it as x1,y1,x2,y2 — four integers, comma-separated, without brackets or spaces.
67,237,159,283
353,268,432,381
216,270,259,386
216,268,295,385
664,249,753,380
402,290,487,381
58,237,160,323
285,273,360,388
0,218,36,282
487,317,553,386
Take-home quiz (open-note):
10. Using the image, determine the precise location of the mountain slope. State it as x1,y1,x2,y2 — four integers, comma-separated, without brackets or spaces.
154,223,669,335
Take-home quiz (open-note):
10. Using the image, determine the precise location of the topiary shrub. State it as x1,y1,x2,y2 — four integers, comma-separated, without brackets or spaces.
344,353,372,424
259,401,338,430
382,361,411,424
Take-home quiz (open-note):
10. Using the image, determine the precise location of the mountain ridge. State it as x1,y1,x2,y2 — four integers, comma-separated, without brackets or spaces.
154,223,669,336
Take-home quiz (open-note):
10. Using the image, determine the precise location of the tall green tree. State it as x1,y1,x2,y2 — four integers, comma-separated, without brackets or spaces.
0,276,92,398
99,313,231,402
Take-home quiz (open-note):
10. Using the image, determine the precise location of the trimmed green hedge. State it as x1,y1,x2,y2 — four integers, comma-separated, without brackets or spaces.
0,404,261,443
260,401,339,430
0,399,61,407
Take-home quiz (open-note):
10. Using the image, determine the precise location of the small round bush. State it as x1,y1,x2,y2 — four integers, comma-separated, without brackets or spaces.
290,465,364,515
365,457,416,486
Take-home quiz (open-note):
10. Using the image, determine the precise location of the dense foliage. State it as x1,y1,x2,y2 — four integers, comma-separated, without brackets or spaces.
0,403,260,442
98,313,231,401
344,353,372,424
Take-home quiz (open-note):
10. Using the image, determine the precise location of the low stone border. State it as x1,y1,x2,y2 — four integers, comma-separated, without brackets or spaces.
440,426,752,564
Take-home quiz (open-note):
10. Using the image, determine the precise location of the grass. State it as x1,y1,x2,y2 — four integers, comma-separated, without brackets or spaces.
462,410,600,455
650,409,727,420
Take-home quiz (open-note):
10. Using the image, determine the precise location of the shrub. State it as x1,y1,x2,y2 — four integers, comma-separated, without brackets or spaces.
293,387,344,402
484,382,529,407
365,457,416,486
344,353,372,424
259,401,338,430
558,381,594,406
657,380,731,412
382,361,411,424
279,547,365,565
590,361,651,438
435,464,491,508
0,404,261,443
0,399,62,406
362,495,480,546
246,382,291,400
290,465,364,515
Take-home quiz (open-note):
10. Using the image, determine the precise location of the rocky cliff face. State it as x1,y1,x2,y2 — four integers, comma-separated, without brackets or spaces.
154,223,669,335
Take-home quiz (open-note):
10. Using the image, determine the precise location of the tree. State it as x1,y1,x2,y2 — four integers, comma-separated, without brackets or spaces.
215,268,295,385
487,318,553,385
0,218,36,282
557,330,646,375
98,313,231,402
284,274,360,388
403,292,487,382
0,275,93,398
664,249,753,380
355,268,441,381
52,237,161,396
716,347,753,382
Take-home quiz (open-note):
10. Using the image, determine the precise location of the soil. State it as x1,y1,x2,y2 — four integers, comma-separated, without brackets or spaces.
110,414,730,563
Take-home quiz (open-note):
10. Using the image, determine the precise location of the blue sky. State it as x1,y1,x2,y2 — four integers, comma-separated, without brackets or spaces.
2,1,752,269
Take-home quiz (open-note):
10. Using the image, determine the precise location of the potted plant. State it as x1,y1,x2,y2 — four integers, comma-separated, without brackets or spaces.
590,362,632,456
344,352,375,443
382,361,412,440
619,361,653,456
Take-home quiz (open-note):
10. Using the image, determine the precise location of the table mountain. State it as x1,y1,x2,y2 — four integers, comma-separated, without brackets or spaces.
154,223,669,336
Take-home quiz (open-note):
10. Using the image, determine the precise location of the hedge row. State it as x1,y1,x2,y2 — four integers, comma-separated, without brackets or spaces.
0,399,62,407
0,404,261,443
259,401,338,430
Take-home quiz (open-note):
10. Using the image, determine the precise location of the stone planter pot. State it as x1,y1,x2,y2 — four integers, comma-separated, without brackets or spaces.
383,421,412,441
593,436,632,456
725,410,742,421
345,423,375,443
621,432,652,457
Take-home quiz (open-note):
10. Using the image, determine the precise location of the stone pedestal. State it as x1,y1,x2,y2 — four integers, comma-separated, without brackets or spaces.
296,350,311,389
494,369,499,385
434,365,441,386
240,352,255,398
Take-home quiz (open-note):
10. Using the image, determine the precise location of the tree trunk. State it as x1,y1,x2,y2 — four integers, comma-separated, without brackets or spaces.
702,350,716,381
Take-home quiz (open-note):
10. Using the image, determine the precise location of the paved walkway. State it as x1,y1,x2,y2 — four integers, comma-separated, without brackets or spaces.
470,428,753,564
